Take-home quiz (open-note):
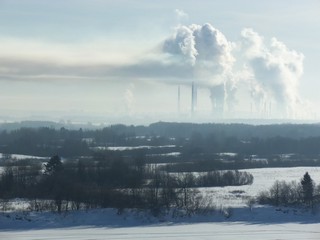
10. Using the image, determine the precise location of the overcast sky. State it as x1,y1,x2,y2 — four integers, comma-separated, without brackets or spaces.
0,0,319,124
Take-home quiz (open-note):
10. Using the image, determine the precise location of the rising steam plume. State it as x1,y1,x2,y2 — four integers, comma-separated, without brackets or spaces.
241,28,304,118
162,19,307,119
163,23,234,118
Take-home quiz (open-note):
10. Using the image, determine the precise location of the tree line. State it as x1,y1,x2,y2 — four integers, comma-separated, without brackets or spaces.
2,124,320,159
257,172,319,207
0,155,253,215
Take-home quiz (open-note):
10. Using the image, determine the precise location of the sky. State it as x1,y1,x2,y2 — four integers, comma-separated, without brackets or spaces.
0,0,320,124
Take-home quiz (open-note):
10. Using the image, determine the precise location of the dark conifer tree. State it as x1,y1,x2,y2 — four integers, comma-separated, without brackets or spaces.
301,172,314,205
44,155,63,175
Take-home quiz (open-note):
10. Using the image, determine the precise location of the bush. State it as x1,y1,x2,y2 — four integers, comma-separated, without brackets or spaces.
257,180,302,206
196,170,254,187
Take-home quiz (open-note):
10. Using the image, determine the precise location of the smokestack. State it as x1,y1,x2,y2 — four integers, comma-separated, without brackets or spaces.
191,82,197,116
194,83,197,108
191,82,194,115
177,85,181,114
269,102,272,118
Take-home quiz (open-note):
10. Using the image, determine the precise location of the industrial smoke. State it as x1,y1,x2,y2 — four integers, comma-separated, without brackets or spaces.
163,23,235,117
162,21,306,119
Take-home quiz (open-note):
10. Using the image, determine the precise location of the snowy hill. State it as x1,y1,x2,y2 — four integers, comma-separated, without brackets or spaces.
1,167,320,239
1,206,320,240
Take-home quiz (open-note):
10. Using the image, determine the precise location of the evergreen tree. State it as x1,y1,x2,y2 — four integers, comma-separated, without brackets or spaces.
301,172,314,205
43,155,65,212
44,155,63,175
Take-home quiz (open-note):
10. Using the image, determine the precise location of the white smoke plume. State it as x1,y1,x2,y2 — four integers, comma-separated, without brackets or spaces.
175,9,189,23
0,15,309,119
162,23,308,118
241,28,304,118
163,23,235,84
163,23,235,116
163,25,197,66
191,23,235,75
124,83,135,115
210,84,225,117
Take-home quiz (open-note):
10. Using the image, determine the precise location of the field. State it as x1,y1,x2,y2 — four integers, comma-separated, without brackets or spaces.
1,167,320,239
2,222,320,240
209,167,320,207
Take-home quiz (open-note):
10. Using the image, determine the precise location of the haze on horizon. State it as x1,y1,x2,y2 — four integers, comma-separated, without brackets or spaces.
0,0,319,125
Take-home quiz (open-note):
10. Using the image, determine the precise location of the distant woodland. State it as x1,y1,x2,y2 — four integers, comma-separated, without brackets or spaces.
0,154,253,214
1,121,320,214
1,122,320,162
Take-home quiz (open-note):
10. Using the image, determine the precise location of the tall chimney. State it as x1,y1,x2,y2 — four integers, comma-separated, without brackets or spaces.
191,82,197,116
177,85,181,114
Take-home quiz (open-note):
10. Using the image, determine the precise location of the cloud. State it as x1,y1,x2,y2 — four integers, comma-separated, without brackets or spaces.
0,36,147,82
0,22,238,117
0,20,310,119
175,9,189,23
1,23,236,87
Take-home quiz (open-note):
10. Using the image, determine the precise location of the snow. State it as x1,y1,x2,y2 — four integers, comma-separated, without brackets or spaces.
1,207,320,239
217,152,238,157
93,145,177,151
2,167,320,239
1,223,320,240
202,167,320,207
147,152,181,157
0,153,48,160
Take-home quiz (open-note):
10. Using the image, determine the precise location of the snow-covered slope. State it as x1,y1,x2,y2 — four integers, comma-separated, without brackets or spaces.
1,206,320,240
1,167,320,239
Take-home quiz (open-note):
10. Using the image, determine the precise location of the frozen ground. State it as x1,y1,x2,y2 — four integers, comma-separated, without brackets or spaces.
1,167,320,239
2,222,320,240
1,206,320,240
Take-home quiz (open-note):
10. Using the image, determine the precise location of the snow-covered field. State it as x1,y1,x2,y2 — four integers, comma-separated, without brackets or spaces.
2,222,320,240
93,145,177,151
1,207,320,240
1,167,320,239
0,153,48,160
206,167,320,207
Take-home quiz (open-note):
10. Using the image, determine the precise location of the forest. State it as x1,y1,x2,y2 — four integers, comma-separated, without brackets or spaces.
0,155,253,215
2,122,320,214
1,122,320,165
